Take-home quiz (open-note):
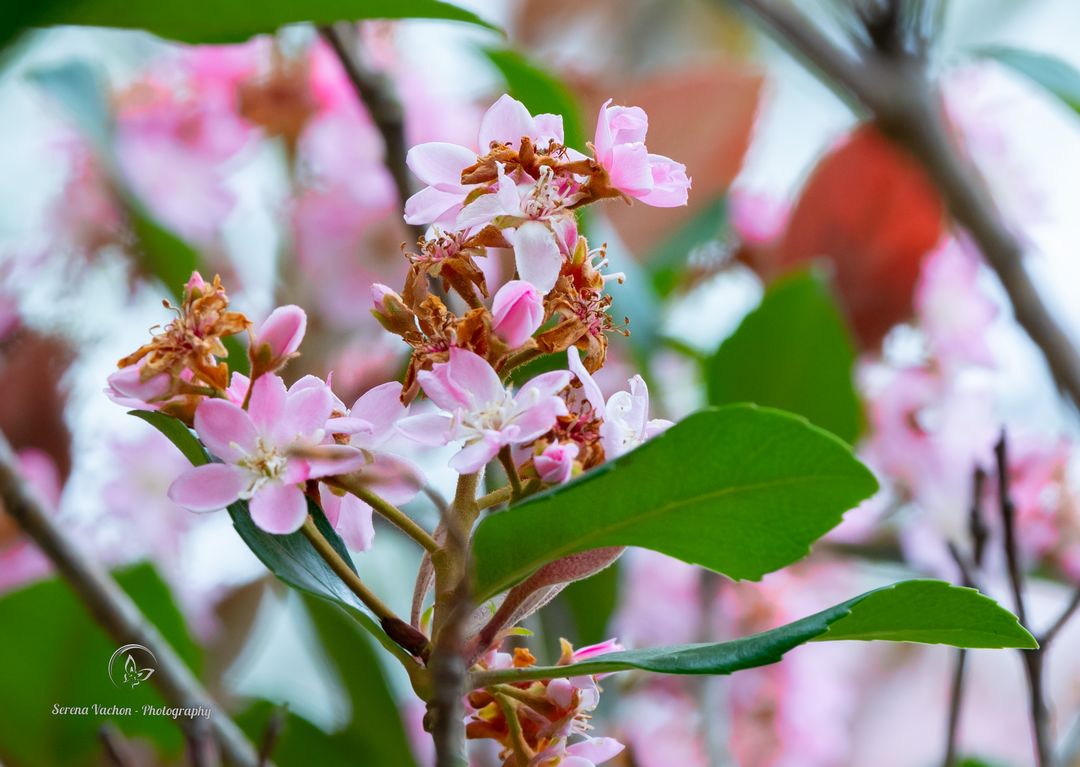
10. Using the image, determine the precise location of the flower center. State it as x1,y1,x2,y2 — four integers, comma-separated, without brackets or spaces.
236,438,288,497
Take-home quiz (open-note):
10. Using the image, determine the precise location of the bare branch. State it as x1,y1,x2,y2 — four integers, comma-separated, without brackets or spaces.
0,435,264,767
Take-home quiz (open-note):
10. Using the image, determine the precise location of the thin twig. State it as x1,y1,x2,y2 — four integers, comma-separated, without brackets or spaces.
733,0,1080,417
0,435,264,767
942,649,968,767
498,446,523,500
99,724,136,767
256,706,287,767
329,474,439,553
1040,587,1080,649
995,434,1053,767
319,23,424,244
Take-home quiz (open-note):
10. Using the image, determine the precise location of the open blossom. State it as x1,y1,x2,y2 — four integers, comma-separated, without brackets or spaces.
403,94,565,227
397,348,571,473
323,381,425,551
167,373,360,534
492,279,545,347
567,348,671,459
592,99,690,207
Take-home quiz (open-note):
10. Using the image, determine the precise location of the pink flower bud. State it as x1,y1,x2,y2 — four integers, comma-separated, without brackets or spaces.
106,364,171,408
491,280,544,347
371,283,401,312
535,441,580,485
184,271,207,298
251,305,306,370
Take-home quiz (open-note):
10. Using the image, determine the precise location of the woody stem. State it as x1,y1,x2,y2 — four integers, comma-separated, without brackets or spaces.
498,446,523,500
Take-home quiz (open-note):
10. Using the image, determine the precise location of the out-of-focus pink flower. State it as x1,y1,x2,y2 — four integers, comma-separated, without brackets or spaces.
535,441,580,485
323,381,424,551
613,550,701,648
404,94,563,226
730,188,790,246
538,737,625,767
397,348,570,473
491,279,544,347
250,305,307,372
0,449,63,593
592,100,690,207
105,362,172,409
168,373,360,534
915,238,998,368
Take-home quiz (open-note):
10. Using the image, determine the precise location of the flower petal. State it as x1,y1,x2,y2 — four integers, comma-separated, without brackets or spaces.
513,221,562,294
333,493,376,552
446,347,505,409
406,142,475,189
271,383,333,446
167,464,246,512
397,412,454,446
247,373,288,435
449,435,502,474
249,482,308,535
478,94,535,149
568,348,605,415
347,382,408,448
194,399,257,462
404,186,463,226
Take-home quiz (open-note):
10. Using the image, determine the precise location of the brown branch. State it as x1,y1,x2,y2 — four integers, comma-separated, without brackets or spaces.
942,648,967,767
0,435,264,767
734,0,1080,415
319,23,424,244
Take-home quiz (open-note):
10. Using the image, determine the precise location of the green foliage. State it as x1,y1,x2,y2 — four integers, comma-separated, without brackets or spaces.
3,0,496,50
0,564,200,766
238,597,418,767
980,46,1080,116
482,47,584,149
705,271,861,443
478,581,1035,684
470,405,878,602
556,558,620,646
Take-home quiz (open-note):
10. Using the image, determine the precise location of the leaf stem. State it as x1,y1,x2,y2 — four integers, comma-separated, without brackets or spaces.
476,485,513,510
330,475,439,553
491,690,534,766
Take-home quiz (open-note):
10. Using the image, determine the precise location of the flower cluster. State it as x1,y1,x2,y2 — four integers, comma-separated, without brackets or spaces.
466,639,625,767
109,93,687,765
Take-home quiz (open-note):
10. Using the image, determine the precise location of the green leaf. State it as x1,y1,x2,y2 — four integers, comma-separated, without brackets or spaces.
128,410,208,466
647,196,727,297
472,581,1035,685
979,46,1080,116
545,559,620,647
705,271,861,443
0,564,200,766
128,411,381,630
29,61,202,300
6,0,497,49
481,47,584,149
470,405,878,602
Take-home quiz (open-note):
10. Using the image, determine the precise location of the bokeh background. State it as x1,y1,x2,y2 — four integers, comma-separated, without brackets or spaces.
2,1,1080,765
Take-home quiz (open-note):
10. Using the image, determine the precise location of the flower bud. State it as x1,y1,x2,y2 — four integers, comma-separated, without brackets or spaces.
250,305,306,373
535,441,580,485
491,280,544,348
370,283,415,336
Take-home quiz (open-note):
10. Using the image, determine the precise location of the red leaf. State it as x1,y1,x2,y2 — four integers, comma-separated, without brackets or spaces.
773,124,945,348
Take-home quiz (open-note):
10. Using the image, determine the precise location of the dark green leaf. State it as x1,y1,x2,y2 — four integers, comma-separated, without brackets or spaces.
647,196,727,297
474,581,1035,685
980,46,1080,116
482,47,584,148
705,271,861,443
0,564,200,766
7,0,497,49
470,405,878,602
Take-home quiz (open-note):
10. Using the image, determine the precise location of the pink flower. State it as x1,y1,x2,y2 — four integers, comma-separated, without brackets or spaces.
593,99,690,207
403,94,563,226
397,348,571,473
915,238,997,368
492,279,545,347
167,373,360,534
535,441,580,485
543,738,625,767
250,305,307,372
567,348,672,459
571,638,624,662
730,188,790,246
105,362,172,409
323,381,425,551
